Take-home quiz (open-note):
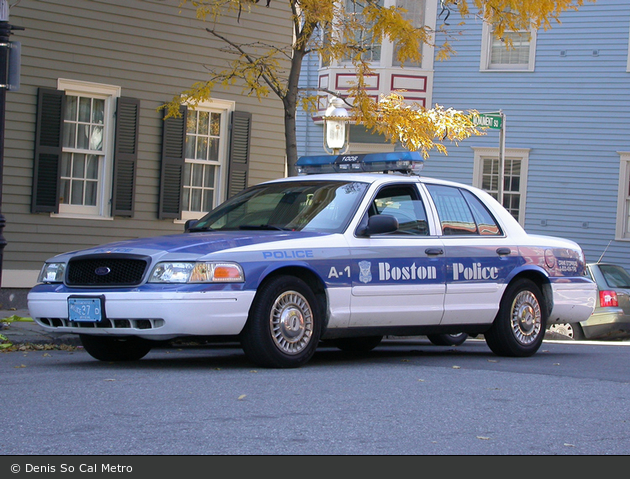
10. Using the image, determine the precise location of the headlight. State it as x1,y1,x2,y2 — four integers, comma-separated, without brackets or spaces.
38,262,66,283
148,262,244,283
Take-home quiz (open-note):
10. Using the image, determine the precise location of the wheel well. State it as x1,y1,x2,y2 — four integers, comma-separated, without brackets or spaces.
257,266,329,327
508,270,553,316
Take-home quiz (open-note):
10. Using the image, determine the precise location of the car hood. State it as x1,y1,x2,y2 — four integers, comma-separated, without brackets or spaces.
49,230,328,261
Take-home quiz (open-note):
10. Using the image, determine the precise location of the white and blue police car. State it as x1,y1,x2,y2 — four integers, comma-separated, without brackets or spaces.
28,152,596,368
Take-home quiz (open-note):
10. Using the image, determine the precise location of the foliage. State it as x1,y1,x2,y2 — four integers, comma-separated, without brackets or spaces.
167,0,591,173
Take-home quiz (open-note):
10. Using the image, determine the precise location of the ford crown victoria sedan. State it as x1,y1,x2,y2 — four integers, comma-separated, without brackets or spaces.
28,152,597,368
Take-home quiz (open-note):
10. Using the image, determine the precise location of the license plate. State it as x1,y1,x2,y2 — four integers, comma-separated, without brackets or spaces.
68,296,104,322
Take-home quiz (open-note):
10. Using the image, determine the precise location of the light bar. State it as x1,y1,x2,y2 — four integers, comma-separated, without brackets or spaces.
296,152,424,176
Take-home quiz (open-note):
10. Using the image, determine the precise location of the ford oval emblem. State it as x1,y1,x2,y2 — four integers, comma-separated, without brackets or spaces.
95,266,111,276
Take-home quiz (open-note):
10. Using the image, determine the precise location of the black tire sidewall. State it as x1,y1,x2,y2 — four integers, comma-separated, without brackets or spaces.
241,275,322,368
79,335,152,361
485,278,547,357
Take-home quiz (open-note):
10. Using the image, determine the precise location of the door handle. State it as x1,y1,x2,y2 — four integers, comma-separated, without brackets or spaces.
425,248,444,256
496,247,511,256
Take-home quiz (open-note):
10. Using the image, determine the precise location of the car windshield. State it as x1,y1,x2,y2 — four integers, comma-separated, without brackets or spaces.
189,180,369,234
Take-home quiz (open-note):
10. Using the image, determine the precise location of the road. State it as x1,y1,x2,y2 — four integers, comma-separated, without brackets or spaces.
1,337,629,455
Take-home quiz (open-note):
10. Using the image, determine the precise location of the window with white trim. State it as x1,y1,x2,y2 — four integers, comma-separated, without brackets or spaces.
472,147,529,225
181,100,234,222
480,23,537,71
616,153,630,239
57,79,120,218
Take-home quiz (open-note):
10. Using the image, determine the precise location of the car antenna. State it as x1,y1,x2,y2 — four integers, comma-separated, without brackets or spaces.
597,240,613,263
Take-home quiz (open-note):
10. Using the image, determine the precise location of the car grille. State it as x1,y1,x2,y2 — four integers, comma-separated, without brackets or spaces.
66,255,151,286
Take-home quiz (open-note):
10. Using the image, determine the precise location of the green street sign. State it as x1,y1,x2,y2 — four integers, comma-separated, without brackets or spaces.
472,113,503,130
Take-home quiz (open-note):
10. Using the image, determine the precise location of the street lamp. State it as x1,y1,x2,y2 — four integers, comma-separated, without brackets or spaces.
323,96,349,155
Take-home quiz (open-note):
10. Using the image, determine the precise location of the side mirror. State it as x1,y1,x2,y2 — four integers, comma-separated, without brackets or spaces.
356,214,399,237
184,219,198,232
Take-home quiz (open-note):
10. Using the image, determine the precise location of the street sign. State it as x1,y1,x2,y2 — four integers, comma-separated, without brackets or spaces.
472,112,503,130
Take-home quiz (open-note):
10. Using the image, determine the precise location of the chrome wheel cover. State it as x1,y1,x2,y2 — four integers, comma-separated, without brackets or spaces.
510,290,542,345
269,290,313,355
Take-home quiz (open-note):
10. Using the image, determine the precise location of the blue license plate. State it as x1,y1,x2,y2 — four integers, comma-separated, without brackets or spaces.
68,296,104,322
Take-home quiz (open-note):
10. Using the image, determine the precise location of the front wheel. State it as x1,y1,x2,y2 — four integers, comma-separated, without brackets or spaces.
240,275,322,368
427,332,469,346
80,335,152,361
485,278,547,357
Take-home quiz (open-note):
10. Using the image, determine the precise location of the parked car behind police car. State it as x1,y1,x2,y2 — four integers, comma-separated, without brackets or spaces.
28,152,597,368
549,262,630,340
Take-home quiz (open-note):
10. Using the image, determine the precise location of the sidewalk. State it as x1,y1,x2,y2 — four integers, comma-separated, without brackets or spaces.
0,309,82,347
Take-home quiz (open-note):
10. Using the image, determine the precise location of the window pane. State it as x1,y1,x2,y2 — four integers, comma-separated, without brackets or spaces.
86,155,98,179
63,122,76,149
90,125,103,151
426,185,477,235
71,181,84,205
92,99,104,124
203,190,214,212
77,124,89,150
79,97,91,123
196,136,208,160
192,163,203,187
190,189,202,211
61,153,72,177
85,181,97,206
65,96,77,121
204,166,215,187
183,162,192,187
199,111,209,135
73,154,85,178
60,179,70,204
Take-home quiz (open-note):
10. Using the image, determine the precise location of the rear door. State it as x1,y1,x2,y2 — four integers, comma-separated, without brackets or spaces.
424,184,521,326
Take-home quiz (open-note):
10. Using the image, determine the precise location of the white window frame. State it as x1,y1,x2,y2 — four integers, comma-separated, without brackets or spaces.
616,152,630,240
480,22,537,72
54,79,120,220
472,147,530,225
179,98,235,223
328,0,431,69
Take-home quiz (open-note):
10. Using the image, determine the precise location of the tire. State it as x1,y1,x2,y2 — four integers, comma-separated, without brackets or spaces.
547,322,584,340
485,278,547,357
569,323,585,340
80,335,152,362
240,275,322,368
427,332,469,346
334,336,383,353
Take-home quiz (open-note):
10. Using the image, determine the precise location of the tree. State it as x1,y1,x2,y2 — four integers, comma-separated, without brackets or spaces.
165,0,590,176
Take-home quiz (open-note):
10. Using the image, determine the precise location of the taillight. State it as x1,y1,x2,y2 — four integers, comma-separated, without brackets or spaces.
599,290,618,308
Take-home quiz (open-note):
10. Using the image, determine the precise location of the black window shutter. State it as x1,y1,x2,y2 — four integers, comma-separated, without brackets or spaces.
227,110,252,198
159,105,187,219
31,88,64,213
111,97,140,217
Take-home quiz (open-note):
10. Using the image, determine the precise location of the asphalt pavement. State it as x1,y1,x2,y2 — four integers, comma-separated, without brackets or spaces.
0,308,81,347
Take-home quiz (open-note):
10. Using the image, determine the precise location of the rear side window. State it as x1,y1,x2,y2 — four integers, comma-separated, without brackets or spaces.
426,184,502,236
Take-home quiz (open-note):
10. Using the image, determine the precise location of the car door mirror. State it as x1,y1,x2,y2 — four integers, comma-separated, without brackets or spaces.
357,214,399,237
184,219,198,232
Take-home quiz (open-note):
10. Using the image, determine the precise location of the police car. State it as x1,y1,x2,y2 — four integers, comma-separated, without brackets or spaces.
27,152,597,368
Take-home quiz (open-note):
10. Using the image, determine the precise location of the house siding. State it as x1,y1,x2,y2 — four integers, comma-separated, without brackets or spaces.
1,0,291,301
429,0,630,268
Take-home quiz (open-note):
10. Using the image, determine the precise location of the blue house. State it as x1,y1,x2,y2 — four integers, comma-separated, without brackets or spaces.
298,0,630,270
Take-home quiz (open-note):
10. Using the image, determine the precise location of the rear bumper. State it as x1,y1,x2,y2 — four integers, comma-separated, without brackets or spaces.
548,279,597,324
579,309,630,340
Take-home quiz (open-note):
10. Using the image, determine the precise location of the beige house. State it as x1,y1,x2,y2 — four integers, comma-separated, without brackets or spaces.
0,0,291,308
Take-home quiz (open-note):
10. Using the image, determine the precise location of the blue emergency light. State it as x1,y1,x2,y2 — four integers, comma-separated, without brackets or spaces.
296,152,424,175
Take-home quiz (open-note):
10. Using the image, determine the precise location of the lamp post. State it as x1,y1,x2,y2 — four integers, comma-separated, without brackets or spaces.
323,96,350,155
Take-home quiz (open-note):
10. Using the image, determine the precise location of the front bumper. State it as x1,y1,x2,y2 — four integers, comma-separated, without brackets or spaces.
27,289,257,340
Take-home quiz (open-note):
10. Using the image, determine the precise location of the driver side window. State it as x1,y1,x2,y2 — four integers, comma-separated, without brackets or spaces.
370,185,429,235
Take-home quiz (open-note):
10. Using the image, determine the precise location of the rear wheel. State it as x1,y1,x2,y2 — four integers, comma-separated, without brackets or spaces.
80,335,152,361
427,332,468,346
334,336,383,353
485,278,547,357
241,275,322,368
